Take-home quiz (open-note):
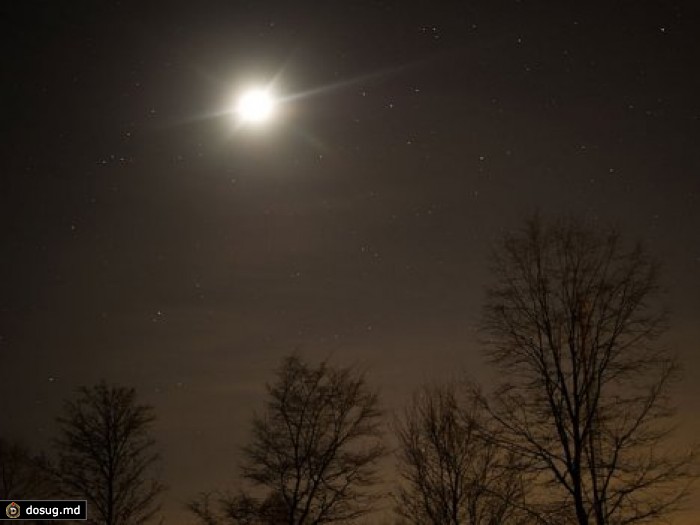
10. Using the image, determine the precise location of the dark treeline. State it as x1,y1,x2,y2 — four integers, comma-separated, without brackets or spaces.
1,383,164,525
2,215,697,525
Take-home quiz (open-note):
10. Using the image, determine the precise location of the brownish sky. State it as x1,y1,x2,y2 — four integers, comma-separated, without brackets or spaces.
2,1,699,522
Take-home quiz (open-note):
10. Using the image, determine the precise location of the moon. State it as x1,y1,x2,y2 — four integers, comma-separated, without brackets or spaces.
235,89,275,123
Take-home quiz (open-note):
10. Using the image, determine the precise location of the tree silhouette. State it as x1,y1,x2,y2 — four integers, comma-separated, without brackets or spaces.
51,382,164,525
190,354,385,525
244,355,385,524
394,384,528,525
479,215,697,524
0,437,54,499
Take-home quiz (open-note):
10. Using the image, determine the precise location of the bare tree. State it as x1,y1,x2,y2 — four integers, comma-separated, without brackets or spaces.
51,382,164,525
0,437,54,499
238,354,385,524
394,383,527,525
479,215,697,524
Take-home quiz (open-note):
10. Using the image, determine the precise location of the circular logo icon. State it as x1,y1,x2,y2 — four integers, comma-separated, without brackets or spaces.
6,502,20,519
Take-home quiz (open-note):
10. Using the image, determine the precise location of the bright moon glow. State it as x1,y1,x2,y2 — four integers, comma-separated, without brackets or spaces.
236,89,275,123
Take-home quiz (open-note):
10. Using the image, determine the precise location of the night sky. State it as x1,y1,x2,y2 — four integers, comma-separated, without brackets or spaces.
2,1,699,523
